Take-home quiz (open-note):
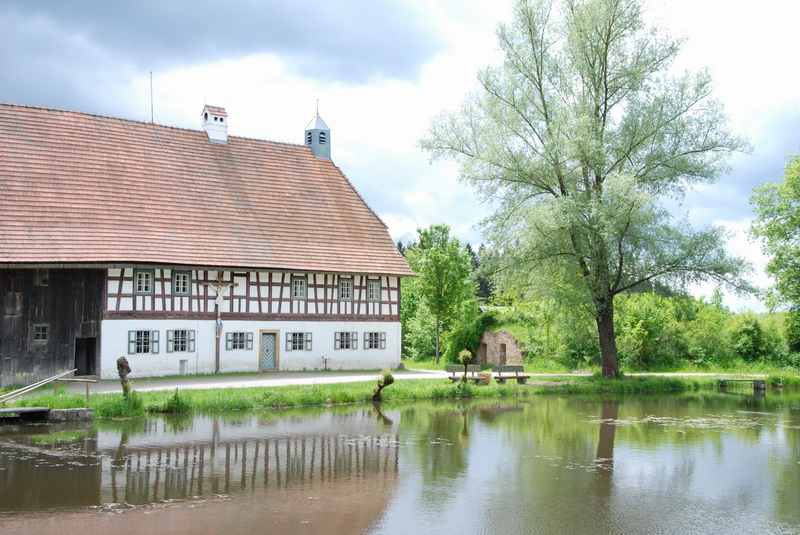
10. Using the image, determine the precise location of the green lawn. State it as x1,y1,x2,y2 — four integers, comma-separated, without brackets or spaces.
14,372,793,418
404,357,578,373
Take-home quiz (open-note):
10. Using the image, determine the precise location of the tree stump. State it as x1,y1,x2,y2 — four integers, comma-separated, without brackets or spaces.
116,356,131,399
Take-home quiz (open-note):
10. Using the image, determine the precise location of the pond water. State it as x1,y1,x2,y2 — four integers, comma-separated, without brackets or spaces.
1,392,799,534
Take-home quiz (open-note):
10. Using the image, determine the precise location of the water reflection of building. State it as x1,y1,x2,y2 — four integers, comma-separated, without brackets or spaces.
106,432,400,505
0,410,400,513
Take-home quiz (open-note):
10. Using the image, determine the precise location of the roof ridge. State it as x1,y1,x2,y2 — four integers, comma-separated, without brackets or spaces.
0,101,308,149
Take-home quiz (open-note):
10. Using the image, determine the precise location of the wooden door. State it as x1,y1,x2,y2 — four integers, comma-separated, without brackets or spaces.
260,333,277,371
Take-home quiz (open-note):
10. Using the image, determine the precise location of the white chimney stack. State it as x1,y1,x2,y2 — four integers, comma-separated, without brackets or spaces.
201,104,228,143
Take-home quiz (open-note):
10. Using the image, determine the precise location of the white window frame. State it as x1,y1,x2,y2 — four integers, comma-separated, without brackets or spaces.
167,329,195,353
334,331,358,350
172,271,191,296
225,331,253,351
291,276,307,300
366,279,381,302
285,332,312,351
128,330,160,354
134,269,154,294
338,277,353,301
32,323,49,343
364,331,386,350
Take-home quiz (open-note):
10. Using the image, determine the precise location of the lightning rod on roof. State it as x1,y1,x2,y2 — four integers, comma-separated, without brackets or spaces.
149,71,154,124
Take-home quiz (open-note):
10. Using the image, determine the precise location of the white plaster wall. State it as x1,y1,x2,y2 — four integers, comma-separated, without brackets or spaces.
100,319,401,379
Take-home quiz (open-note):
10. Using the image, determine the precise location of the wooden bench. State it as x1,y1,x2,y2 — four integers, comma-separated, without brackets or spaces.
447,365,481,383
494,365,530,384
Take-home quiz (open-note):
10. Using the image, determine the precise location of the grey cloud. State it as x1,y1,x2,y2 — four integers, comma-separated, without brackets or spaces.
0,1,441,113
673,111,800,226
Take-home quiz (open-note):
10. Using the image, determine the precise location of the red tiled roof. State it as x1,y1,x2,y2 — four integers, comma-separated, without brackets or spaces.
202,105,227,117
0,104,413,276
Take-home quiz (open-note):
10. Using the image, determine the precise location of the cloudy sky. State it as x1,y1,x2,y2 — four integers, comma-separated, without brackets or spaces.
2,0,797,311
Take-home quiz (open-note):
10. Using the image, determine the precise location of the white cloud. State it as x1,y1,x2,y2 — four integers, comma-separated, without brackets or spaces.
690,218,771,312
119,0,795,306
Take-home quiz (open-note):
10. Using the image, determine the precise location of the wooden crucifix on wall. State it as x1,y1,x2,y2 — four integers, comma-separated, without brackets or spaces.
200,273,237,374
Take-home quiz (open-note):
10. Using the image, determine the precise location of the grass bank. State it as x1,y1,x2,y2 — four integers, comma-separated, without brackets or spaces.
12,379,539,418
11,373,798,418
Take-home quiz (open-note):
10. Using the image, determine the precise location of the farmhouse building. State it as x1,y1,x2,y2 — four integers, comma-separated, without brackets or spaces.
0,103,412,384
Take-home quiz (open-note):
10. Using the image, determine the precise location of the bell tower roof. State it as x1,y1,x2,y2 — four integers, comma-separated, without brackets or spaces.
304,101,331,160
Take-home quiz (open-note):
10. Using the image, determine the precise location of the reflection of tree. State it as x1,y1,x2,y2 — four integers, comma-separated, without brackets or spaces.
109,427,129,503
593,399,619,507
372,402,394,427
595,400,618,469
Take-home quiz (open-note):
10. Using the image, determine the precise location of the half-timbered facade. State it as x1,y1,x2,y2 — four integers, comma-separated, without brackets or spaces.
0,103,412,383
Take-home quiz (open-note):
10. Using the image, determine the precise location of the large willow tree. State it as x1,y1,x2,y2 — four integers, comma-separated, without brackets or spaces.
422,0,747,376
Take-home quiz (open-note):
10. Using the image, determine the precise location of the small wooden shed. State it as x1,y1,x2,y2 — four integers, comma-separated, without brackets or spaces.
477,330,524,367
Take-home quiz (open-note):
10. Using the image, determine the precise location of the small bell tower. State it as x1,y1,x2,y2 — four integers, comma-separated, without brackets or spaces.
304,101,330,160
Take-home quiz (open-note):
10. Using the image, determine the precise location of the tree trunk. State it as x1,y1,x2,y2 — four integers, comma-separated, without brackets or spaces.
595,298,620,378
434,319,441,364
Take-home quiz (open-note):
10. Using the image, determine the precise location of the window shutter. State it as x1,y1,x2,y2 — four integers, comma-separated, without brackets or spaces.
285,332,292,351
246,332,253,350
225,332,232,350
128,331,136,354
380,332,386,350
189,330,196,352
167,330,174,353
363,332,368,348
151,330,160,354
334,332,341,350
352,332,358,350
305,332,312,351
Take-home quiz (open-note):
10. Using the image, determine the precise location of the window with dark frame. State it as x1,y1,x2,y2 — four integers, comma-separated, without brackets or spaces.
134,269,154,294
334,331,358,350
173,271,191,296
364,331,386,350
367,279,381,302
167,329,195,353
225,332,253,351
291,276,307,300
128,330,160,354
285,332,312,351
34,269,49,287
32,324,49,343
338,278,353,301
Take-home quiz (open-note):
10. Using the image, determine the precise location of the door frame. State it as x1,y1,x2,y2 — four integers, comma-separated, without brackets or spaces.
74,337,97,376
258,329,281,372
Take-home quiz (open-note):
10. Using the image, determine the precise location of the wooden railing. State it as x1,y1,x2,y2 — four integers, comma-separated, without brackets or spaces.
0,369,98,404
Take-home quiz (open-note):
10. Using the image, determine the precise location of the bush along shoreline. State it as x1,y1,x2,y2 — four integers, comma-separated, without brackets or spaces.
10,373,796,418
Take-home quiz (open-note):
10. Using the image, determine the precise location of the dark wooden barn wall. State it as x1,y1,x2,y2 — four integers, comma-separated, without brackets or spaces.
0,269,104,387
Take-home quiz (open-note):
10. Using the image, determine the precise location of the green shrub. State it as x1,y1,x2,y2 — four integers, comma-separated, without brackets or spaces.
615,293,687,369
785,310,800,353
443,301,495,362
731,314,766,361
153,389,192,415
405,301,438,360
94,392,145,418
684,300,733,366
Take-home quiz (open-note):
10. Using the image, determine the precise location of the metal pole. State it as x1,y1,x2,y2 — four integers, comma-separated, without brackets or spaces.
215,303,221,374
